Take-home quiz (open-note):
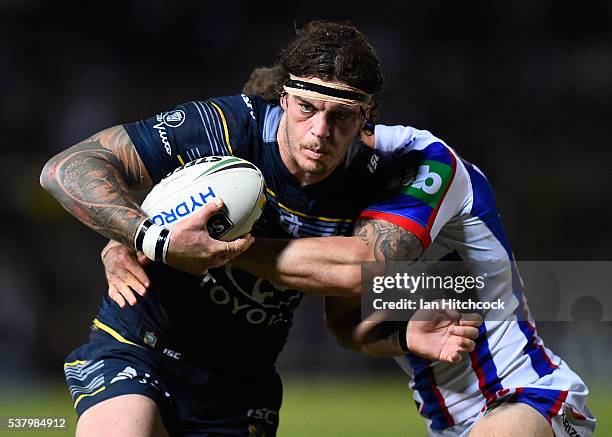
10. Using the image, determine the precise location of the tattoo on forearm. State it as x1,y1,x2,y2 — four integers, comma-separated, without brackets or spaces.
42,126,151,246
354,219,423,262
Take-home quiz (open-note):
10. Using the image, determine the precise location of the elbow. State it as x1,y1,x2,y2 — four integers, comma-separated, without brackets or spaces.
39,157,57,193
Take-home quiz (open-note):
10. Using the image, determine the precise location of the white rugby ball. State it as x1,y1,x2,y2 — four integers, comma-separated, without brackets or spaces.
141,156,266,241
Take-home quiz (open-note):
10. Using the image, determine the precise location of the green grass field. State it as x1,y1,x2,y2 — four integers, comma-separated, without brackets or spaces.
0,378,609,436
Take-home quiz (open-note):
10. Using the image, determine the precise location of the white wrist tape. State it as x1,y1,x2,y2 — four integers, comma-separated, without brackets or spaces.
134,218,171,263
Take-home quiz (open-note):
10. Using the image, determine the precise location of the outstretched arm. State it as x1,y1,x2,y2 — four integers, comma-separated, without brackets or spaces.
99,217,421,301
231,218,422,296
98,216,423,300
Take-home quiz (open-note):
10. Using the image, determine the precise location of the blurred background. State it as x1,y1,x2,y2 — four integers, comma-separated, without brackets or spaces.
1,0,611,435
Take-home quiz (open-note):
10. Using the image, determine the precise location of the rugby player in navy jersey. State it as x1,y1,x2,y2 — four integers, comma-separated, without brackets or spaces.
43,17,595,436
105,65,594,437
41,21,482,437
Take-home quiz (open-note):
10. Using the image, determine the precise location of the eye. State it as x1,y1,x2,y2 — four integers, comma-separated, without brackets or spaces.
332,112,357,124
298,103,314,113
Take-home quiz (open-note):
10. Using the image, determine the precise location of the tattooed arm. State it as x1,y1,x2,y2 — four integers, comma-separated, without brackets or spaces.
321,219,480,360
231,217,422,296
40,126,252,274
352,218,423,262
100,215,416,306
40,126,152,246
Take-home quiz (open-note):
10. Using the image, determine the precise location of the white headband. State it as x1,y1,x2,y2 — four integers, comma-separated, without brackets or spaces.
283,75,373,110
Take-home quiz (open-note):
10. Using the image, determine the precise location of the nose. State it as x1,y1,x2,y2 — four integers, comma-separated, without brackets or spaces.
310,113,331,140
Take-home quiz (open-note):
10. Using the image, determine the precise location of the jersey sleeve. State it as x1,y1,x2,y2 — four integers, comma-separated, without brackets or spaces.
123,95,263,183
360,125,470,249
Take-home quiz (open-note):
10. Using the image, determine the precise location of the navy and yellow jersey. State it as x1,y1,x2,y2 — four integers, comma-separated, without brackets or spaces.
95,94,397,375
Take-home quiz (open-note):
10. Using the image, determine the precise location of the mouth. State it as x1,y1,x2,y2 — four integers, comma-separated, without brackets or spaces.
303,148,327,160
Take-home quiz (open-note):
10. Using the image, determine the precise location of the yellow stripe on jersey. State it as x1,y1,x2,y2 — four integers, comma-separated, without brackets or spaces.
209,101,233,155
265,188,353,223
177,154,185,165
64,359,87,368
93,319,143,349
257,192,266,210
74,385,106,408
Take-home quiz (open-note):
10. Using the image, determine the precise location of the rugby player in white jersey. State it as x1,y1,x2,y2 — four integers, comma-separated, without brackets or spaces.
103,72,596,436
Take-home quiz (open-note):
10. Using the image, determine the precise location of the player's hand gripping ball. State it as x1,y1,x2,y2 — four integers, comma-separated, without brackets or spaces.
141,156,266,241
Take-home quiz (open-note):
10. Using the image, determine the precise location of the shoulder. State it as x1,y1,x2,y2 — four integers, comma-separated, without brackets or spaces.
375,125,455,163
208,95,273,128
360,125,476,245
374,124,471,196
209,94,281,146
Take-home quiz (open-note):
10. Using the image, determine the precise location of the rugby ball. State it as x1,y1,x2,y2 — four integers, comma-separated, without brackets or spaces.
141,156,266,241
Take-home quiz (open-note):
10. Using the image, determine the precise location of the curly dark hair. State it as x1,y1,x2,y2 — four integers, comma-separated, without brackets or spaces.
242,20,383,127
242,64,288,104
279,20,383,94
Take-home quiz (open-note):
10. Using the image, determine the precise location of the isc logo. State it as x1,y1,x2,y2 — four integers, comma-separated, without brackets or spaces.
247,408,278,425
409,165,442,194
163,348,182,360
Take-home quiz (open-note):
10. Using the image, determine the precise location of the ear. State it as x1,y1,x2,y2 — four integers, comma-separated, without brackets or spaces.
280,93,289,110
360,130,375,148
358,114,369,133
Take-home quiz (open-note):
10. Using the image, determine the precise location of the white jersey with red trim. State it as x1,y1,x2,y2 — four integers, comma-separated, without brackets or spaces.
360,125,595,436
